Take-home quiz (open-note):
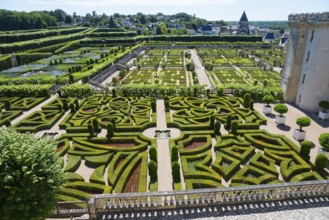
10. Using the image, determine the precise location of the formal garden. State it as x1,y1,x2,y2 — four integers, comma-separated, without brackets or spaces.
0,29,328,219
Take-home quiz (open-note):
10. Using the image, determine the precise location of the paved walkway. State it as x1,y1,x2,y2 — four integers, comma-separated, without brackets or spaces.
190,49,212,89
254,103,329,163
11,94,58,126
156,99,173,191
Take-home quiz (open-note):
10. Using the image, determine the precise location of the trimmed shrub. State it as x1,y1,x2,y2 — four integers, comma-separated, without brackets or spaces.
164,100,170,112
315,154,328,170
151,101,156,112
149,147,157,163
210,115,215,130
231,120,238,134
299,140,312,161
112,88,117,97
63,100,69,111
88,124,94,136
319,133,329,151
92,118,99,133
111,118,116,131
318,100,329,112
214,121,221,135
106,123,114,138
249,100,254,110
69,103,76,113
57,104,63,112
4,100,10,110
296,117,311,131
172,161,181,183
148,160,157,182
262,94,275,106
243,93,251,108
171,146,179,162
226,115,232,129
274,103,288,116
74,98,79,110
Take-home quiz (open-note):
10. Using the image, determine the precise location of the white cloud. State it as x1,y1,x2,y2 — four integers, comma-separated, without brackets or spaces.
26,0,237,7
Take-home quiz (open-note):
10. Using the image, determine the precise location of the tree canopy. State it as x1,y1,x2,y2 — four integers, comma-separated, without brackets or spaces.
0,129,63,220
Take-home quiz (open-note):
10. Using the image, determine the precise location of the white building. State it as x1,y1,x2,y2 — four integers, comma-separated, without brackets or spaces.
281,12,329,112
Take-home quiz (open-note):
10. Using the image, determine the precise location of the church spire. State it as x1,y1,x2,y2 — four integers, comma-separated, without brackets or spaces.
240,11,248,22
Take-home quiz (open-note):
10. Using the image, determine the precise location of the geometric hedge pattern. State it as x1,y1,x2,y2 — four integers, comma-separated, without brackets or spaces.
4,95,326,201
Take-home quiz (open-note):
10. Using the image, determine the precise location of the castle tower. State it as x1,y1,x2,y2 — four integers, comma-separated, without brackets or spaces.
238,11,250,35
281,12,329,112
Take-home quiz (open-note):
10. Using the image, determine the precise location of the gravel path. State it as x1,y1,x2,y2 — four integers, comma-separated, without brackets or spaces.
156,99,173,191
190,49,212,89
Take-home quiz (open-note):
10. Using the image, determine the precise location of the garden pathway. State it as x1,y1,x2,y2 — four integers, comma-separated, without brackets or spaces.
254,103,329,163
190,49,212,89
156,99,173,191
11,94,58,126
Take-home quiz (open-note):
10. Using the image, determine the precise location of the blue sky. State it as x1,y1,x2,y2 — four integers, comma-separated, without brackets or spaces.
0,0,328,21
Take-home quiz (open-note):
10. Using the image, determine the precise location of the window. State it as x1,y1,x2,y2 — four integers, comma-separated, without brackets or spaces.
302,74,306,84
306,51,310,62
310,30,314,42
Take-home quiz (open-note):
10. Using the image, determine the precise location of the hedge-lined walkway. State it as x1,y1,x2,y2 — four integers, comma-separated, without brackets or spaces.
156,99,173,191
190,49,212,89
254,103,328,163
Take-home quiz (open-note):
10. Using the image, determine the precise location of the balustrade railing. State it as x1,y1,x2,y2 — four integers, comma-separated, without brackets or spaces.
84,180,329,219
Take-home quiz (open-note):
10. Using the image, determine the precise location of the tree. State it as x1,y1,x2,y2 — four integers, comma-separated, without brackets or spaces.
243,93,251,108
296,117,311,131
315,154,328,170
148,160,157,182
0,129,63,220
88,123,94,136
64,15,73,24
69,103,76,112
172,161,181,183
226,115,232,129
231,120,238,134
171,146,179,163
151,101,156,112
92,118,99,133
299,140,312,161
149,147,157,163
139,14,146,24
106,123,114,139
109,16,116,28
262,94,275,107
249,100,254,110
155,26,162,35
274,104,288,116
210,115,215,130
318,100,329,113
214,121,221,135
319,133,329,151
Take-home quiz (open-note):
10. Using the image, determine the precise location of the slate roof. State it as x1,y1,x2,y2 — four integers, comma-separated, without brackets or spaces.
240,11,249,22
264,32,275,40
201,25,212,32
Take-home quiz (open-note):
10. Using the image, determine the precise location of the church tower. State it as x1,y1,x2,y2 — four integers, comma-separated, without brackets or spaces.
281,12,329,112
238,11,250,35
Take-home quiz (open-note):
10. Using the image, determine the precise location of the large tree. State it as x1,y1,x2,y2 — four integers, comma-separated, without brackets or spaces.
0,129,63,220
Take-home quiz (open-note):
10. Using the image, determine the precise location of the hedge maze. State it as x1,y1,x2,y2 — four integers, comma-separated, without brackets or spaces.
167,95,323,190
57,134,152,201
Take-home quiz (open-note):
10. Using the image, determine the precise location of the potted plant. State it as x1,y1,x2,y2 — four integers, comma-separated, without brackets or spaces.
293,117,311,141
274,103,288,125
318,100,329,120
318,133,329,158
262,94,275,114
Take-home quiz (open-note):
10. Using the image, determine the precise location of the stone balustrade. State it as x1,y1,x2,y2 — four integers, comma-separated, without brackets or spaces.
289,12,329,22
84,180,329,219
